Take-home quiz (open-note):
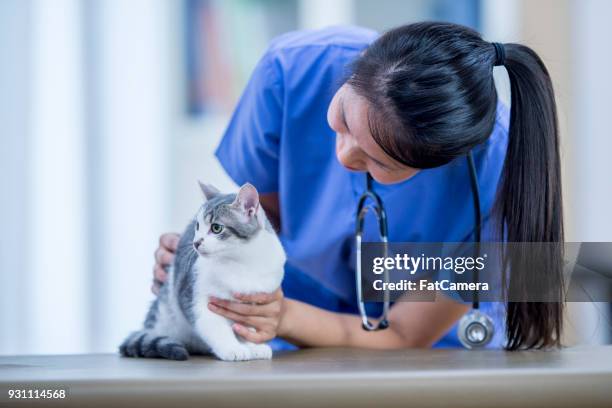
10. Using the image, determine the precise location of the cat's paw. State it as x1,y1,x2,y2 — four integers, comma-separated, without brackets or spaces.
213,345,254,362
246,343,273,360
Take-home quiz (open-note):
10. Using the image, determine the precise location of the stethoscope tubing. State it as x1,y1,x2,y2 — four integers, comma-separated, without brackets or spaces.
355,151,484,333
355,173,390,331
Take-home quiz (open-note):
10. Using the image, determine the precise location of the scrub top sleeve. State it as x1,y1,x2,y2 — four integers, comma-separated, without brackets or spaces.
214,50,283,194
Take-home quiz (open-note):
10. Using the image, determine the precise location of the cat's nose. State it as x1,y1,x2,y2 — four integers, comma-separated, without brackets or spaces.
193,238,203,249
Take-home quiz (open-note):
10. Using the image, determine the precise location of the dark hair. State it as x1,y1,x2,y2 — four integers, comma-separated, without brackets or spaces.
349,22,564,349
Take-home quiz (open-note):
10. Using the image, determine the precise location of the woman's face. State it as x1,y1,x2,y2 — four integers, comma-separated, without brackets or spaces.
327,84,419,184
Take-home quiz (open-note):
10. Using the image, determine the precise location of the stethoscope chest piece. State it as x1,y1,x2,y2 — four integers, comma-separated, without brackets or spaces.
458,309,494,349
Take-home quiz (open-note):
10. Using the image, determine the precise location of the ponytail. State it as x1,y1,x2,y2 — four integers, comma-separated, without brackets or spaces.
497,43,564,349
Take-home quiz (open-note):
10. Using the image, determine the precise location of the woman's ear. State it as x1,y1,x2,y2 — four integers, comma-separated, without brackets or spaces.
198,180,220,202
232,183,259,217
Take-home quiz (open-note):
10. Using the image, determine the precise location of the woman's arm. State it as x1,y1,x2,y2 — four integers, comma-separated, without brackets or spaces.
210,290,469,349
279,296,469,349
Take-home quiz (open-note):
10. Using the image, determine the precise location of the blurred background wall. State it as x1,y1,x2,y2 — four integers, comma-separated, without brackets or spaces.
0,0,610,355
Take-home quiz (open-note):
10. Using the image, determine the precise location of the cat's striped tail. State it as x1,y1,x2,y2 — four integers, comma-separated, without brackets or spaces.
119,330,189,361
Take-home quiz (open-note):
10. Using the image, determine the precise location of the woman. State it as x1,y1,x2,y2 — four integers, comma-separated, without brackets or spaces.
153,22,563,350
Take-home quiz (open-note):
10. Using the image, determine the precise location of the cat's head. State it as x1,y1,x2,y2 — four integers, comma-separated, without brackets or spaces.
192,181,266,256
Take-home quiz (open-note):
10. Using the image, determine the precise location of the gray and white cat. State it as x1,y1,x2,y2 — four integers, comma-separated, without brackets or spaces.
119,182,285,361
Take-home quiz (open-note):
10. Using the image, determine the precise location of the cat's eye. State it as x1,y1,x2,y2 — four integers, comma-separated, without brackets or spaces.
210,223,224,234
196,222,199,231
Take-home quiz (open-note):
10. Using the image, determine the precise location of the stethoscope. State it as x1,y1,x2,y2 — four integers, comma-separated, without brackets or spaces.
354,151,495,348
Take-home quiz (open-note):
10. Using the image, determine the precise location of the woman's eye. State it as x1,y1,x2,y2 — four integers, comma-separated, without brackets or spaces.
210,223,224,234
373,160,392,172
196,222,199,231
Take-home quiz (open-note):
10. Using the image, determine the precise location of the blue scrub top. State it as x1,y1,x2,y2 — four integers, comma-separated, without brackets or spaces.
215,26,508,349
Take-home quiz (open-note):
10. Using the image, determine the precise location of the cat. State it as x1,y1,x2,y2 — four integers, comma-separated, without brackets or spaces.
119,182,286,361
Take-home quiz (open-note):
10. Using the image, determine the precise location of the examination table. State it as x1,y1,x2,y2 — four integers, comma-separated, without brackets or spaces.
1,346,611,407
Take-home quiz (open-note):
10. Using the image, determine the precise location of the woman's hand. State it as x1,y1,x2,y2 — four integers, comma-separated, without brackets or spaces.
208,288,285,344
152,233,180,295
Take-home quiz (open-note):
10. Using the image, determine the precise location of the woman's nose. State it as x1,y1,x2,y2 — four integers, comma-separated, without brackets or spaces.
336,133,366,170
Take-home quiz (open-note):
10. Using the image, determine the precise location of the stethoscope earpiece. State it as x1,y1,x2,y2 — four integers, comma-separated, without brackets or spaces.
458,309,494,349
361,318,389,331
378,319,390,330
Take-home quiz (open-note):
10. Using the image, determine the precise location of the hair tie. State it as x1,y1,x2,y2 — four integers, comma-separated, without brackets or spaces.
491,42,506,66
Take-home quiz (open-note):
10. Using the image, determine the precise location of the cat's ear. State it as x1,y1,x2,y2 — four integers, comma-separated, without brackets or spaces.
198,181,220,202
233,183,259,217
